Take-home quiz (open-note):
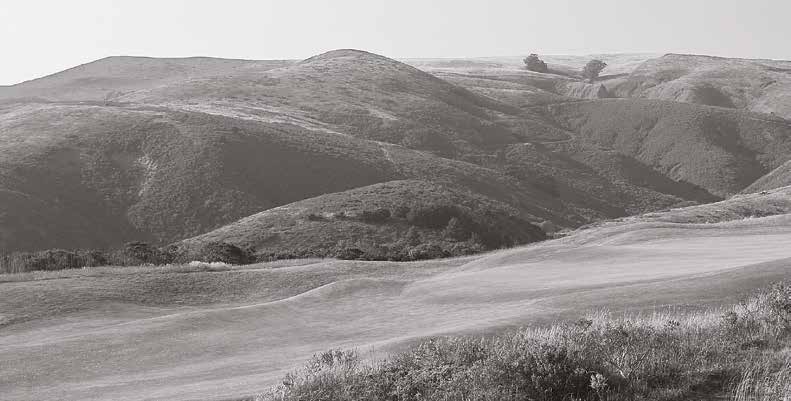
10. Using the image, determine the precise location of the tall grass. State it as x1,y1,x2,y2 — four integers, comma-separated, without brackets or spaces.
734,355,791,401
256,283,791,401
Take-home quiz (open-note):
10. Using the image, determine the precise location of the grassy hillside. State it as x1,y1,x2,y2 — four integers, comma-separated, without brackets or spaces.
3,192,791,400
0,56,293,102
743,159,791,193
541,99,791,197
2,50,791,254
611,54,791,119
115,49,527,156
0,102,401,250
0,101,577,252
177,180,546,260
261,283,791,401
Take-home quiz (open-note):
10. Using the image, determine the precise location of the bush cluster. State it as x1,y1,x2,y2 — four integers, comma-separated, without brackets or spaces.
258,283,791,401
0,240,255,274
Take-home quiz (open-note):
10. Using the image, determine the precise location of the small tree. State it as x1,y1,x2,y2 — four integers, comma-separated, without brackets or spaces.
582,59,607,82
523,53,548,73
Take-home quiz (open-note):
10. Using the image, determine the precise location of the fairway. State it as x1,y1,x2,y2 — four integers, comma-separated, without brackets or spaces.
2,215,791,401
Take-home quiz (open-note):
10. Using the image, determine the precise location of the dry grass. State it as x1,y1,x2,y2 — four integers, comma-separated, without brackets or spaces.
257,283,791,401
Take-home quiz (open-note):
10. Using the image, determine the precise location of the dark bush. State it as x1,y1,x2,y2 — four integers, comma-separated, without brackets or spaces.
447,240,485,256
402,226,422,247
22,249,85,271
196,241,252,265
335,247,365,260
407,205,464,229
306,213,324,221
121,241,167,265
358,208,391,223
408,242,447,260
442,217,470,241
523,53,549,73
393,205,411,219
582,59,608,82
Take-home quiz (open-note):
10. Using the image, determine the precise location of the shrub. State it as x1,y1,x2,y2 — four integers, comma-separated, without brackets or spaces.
407,205,464,229
582,59,608,82
523,53,549,73
120,241,167,265
19,249,86,271
393,205,411,219
195,241,252,265
442,217,470,241
408,242,447,260
358,208,391,224
259,282,791,401
335,247,365,260
306,213,324,221
402,226,422,247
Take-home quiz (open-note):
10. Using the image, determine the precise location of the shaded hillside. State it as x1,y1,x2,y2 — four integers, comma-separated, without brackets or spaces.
178,180,546,259
611,54,791,119
0,102,388,250
541,99,791,197
0,101,582,252
501,142,714,217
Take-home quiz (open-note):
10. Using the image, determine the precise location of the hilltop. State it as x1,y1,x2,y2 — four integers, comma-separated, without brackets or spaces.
0,56,293,102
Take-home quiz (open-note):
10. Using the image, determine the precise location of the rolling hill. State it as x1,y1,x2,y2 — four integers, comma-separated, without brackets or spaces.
0,56,293,102
540,98,791,197
177,179,547,259
610,53,791,119
3,185,791,400
1,49,790,255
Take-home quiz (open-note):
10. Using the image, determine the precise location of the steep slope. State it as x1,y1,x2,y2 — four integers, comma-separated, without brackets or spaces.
540,99,791,197
612,54,791,119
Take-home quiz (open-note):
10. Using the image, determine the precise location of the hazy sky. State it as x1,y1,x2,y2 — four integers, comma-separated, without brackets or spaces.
1,0,789,85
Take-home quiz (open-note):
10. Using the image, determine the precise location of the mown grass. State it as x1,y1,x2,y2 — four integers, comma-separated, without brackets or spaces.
255,283,791,401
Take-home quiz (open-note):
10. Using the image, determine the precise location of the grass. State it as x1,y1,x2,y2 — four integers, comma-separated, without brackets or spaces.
0,256,463,327
181,180,546,260
256,283,791,401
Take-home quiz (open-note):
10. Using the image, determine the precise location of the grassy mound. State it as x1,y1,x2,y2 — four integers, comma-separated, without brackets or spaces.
178,180,546,261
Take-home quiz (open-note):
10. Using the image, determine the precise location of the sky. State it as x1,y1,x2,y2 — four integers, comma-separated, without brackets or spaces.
1,0,789,85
